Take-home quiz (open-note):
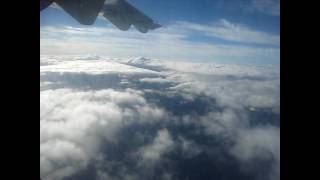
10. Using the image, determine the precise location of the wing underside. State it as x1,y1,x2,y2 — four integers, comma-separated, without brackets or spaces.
103,0,161,33
43,0,161,32
55,0,105,25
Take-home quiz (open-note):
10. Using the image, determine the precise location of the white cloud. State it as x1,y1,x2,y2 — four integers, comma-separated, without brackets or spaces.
164,60,280,112
139,129,174,162
176,19,279,45
40,140,88,180
40,55,159,75
40,87,168,179
231,127,280,162
40,55,279,180
178,137,202,158
231,126,280,180
140,77,171,84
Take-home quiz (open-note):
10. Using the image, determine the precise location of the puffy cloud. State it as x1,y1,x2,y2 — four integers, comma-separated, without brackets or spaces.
139,129,174,162
231,127,280,180
40,87,167,180
40,55,279,180
231,127,280,162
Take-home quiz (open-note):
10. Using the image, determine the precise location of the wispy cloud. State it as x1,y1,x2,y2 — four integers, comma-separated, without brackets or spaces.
177,19,279,45
40,20,279,64
251,0,280,16
40,20,280,62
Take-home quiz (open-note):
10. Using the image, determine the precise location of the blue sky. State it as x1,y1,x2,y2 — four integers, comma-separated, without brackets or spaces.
40,0,280,65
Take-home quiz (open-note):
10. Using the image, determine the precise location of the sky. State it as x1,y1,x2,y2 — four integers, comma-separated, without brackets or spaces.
40,0,280,65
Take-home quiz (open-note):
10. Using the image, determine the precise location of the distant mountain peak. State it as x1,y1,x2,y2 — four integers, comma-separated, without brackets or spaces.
127,57,152,65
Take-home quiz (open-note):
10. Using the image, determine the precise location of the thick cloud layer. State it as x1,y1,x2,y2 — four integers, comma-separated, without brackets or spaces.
40,55,280,180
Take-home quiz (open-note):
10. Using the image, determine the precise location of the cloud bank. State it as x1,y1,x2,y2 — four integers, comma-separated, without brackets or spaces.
40,55,280,180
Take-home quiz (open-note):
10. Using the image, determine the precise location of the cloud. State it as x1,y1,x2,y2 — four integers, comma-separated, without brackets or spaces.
251,0,280,16
40,19,279,63
139,129,174,162
140,77,172,84
40,87,167,180
231,127,280,180
176,19,279,45
40,55,279,180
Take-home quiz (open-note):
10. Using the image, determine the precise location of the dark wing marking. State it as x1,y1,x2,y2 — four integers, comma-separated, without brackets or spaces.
103,0,161,33
40,0,54,11
55,0,105,25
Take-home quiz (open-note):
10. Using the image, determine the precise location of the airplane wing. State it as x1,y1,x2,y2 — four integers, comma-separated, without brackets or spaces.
54,0,105,25
103,0,161,33
41,0,161,32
